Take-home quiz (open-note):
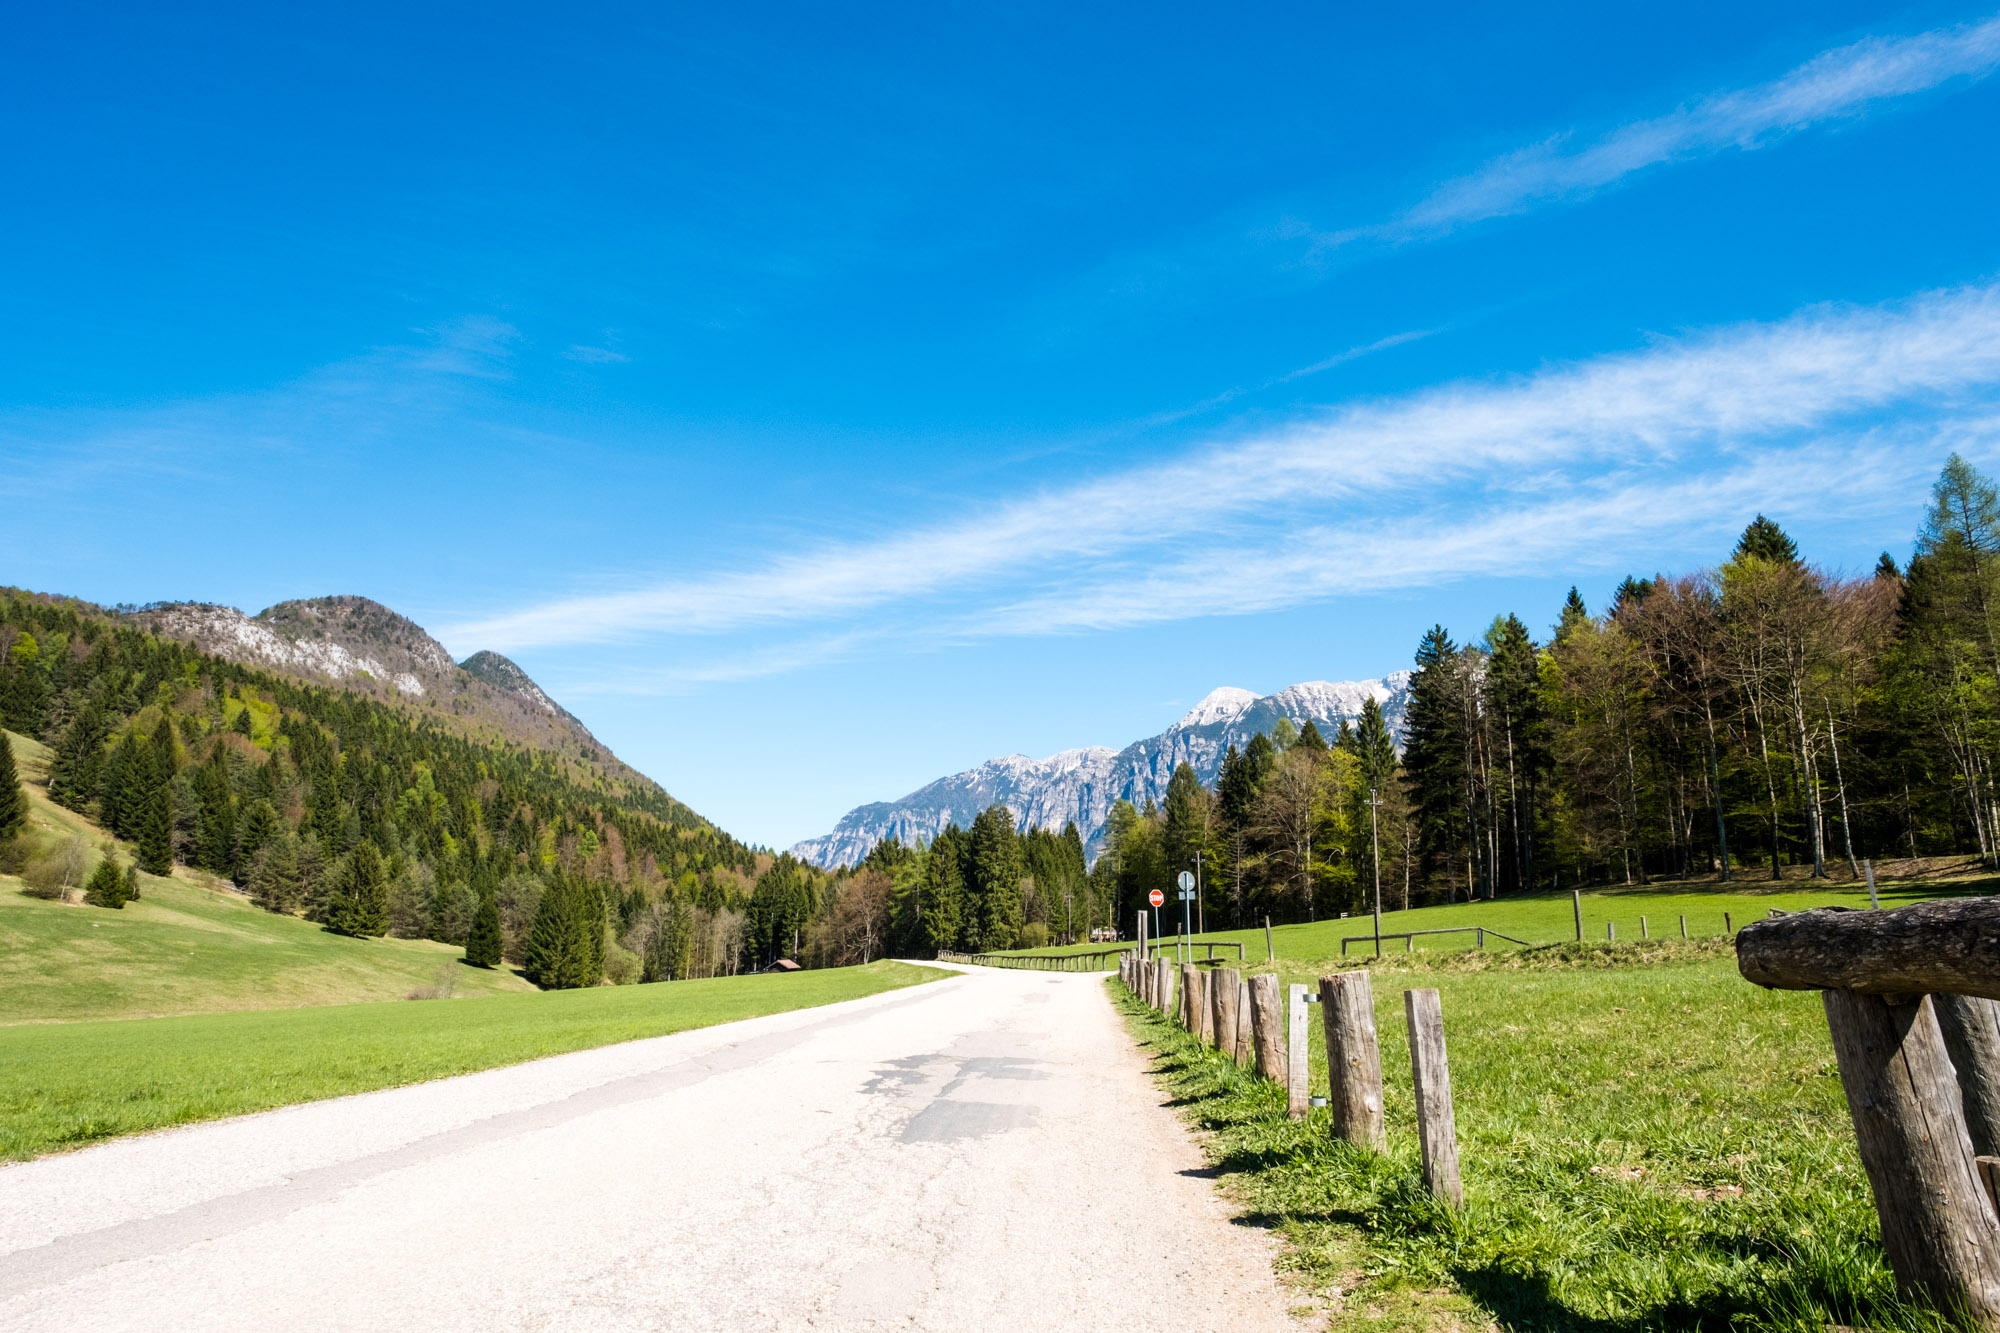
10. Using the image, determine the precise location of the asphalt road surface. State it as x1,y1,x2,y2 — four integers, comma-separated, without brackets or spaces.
0,963,1300,1331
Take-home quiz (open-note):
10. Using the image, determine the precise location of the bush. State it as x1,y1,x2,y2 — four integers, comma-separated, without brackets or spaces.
20,834,89,900
1019,921,1050,949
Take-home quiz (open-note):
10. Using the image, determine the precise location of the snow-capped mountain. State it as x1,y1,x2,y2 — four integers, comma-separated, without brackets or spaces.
791,673,1411,868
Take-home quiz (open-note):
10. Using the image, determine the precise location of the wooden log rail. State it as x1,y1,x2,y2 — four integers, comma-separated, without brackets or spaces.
936,947,1135,972
1737,897,2000,1326
1144,939,1247,963
1339,925,1531,955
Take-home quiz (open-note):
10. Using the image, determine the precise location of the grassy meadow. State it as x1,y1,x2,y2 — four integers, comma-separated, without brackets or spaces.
1,727,948,1162
1115,937,1965,1333
0,959,943,1161
1,729,536,1024
1023,869,1987,971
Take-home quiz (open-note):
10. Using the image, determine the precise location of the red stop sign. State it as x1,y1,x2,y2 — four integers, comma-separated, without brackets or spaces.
1148,889,1164,907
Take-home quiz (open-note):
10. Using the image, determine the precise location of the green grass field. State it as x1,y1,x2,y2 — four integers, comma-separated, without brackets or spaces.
0,959,944,1161
1,729,539,1024
1115,944,1958,1333
1024,872,1988,971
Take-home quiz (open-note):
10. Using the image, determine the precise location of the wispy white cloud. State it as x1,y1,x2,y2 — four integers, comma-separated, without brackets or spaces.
447,281,2000,662
1317,11,2000,250
564,344,629,364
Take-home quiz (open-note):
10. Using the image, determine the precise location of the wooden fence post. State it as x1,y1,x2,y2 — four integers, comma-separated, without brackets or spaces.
1265,915,1275,963
1404,988,1463,1207
1821,989,2000,1325
1213,968,1241,1060
1937,994,2000,1159
1680,914,1688,939
1607,922,1616,942
1193,968,1216,1045
1318,972,1386,1149
1236,978,1253,1064
1573,889,1582,941
1641,915,1649,939
1249,974,1285,1082
1179,963,1195,1028
1160,960,1176,1020
1286,983,1310,1119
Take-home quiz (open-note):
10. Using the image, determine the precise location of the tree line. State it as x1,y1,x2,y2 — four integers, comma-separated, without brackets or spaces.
786,454,2000,958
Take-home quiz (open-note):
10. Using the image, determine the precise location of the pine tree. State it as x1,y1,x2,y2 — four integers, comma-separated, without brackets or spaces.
1555,587,1590,645
968,803,1023,951
0,732,27,843
83,855,127,909
1401,625,1468,887
1733,513,1801,567
195,746,236,876
922,825,968,952
249,825,302,913
524,873,595,988
136,783,174,875
1351,696,1398,793
465,889,503,967
46,701,106,812
1295,719,1329,752
325,843,389,937
98,730,140,837
231,705,253,737
1876,551,1903,581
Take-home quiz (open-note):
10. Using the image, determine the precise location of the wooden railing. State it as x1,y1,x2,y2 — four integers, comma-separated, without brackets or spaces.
936,947,1133,972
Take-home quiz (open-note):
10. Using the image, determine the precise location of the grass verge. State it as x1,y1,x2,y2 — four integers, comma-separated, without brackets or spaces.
0,959,945,1162
1113,949,1964,1332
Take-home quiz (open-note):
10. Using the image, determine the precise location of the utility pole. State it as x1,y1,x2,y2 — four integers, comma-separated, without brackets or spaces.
1368,787,1385,957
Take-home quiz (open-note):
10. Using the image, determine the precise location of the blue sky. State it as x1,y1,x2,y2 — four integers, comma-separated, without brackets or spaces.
7,2,2000,848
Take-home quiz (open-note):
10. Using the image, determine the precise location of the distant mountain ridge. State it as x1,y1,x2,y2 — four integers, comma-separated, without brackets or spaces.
123,595,674,809
791,674,1412,868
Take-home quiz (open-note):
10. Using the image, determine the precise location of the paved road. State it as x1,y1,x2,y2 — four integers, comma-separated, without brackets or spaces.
0,964,1299,1331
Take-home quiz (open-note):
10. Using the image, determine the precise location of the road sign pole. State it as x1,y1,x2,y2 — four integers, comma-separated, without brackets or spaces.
1368,787,1385,958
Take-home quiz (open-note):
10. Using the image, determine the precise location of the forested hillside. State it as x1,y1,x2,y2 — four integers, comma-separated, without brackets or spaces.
0,590,764,991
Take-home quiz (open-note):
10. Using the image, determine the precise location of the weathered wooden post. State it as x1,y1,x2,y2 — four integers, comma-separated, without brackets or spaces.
1159,959,1176,1020
1641,915,1649,939
1192,968,1215,1045
1265,915,1275,963
1739,902,2000,1326
1235,978,1253,1065
1404,987,1463,1207
1286,983,1311,1118
1213,968,1241,1060
1318,972,1386,1149
1573,888,1582,941
1937,995,2000,1159
1680,914,1688,939
1607,922,1616,941
1248,973,1285,1082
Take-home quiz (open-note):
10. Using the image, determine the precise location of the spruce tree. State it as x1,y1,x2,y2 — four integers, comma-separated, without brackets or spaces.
1733,513,1801,567
46,701,105,812
968,803,1023,951
0,733,27,843
250,825,302,913
921,826,967,953
1555,587,1590,645
123,862,142,901
136,783,174,875
98,731,139,837
1401,625,1468,885
524,874,590,987
1295,719,1329,752
83,855,127,909
325,843,388,937
1351,696,1398,793
465,889,503,967
195,747,236,876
